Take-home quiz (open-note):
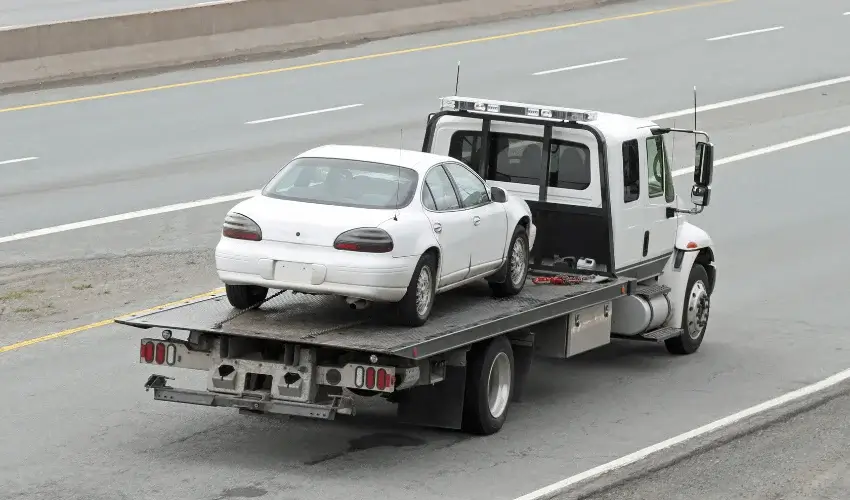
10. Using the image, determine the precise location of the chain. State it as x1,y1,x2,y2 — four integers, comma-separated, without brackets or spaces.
212,289,287,329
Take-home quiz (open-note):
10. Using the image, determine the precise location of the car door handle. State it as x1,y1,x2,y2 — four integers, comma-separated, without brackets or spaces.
473,216,481,226
433,222,442,233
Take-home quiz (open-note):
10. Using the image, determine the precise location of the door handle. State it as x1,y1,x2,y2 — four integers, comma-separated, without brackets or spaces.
433,222,442,233
473,216,481,226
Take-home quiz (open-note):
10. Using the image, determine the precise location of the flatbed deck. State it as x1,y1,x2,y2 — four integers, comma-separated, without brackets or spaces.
117,275,632,360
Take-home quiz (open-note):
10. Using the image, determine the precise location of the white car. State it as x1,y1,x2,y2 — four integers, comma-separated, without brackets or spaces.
214,144,537,326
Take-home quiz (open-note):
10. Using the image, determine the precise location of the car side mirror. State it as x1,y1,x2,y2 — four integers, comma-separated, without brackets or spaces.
692,141,714,207
490,186,507,203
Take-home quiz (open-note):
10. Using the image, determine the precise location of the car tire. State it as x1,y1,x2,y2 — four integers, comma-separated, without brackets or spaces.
394,252,437,327
665,263,711,355
461,335,514,435
225,284,269,310
490,225,530,298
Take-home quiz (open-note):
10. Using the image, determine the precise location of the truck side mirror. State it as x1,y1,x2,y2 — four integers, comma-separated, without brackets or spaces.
490,186,507,203
692,141,714,207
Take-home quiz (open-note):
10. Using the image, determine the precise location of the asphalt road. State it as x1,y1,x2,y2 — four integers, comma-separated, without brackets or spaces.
578,384,850,500
2,0,850,499
0,0,221,26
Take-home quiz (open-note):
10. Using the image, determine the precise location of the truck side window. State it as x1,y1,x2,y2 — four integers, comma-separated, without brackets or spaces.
448,131,590,190
622,139,640,203
645,136,675,203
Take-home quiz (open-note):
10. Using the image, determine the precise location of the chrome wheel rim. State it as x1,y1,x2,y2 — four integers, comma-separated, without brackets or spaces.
487,352,511,419
687,280,709,340
509,237,527,286
415,266,433,317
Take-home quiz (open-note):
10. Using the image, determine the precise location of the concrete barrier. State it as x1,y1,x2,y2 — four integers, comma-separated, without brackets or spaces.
0,0,632,90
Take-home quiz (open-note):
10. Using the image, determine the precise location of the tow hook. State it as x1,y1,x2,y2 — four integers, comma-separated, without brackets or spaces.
144,374,174,391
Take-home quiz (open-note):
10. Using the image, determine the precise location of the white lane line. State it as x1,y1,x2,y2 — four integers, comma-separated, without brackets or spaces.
245,103,363,125
0,190,259,244
5,126,848,245
3,76,850,244
706,25,784,41
532,58,627,76
647,75,850,121
673,125,850,178
844,12,849,16
0,156,38,166
512,366,850,500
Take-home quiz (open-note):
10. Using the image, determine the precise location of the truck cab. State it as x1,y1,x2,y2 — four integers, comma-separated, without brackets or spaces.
423,96,717,351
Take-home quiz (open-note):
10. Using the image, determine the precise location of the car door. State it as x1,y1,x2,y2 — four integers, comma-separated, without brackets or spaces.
442,161,509,275
421,164,473,287
641,134,678,262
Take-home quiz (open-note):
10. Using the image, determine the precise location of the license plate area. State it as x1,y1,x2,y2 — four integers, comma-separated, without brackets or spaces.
274,261,319,284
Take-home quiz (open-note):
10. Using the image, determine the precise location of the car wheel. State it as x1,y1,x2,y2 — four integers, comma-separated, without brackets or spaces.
490,225,529,298
225,284,269,309
394,252,437,327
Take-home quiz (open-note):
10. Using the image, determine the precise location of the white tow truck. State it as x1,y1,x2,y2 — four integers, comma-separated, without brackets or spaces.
118,96,717,435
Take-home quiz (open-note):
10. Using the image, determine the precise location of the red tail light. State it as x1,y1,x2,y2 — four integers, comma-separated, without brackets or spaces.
222,212,262,241
141,341,154,363
334,228,393,253
376,368,387,390
366,367,376,389
155,343,166,364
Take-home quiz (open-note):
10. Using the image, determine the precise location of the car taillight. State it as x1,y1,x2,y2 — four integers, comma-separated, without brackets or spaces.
333,228,393,253
222,212,262,241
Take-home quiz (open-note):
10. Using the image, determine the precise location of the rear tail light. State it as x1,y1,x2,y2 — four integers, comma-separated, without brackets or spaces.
222,212,262,241
140,340,177,366
333,228,393,253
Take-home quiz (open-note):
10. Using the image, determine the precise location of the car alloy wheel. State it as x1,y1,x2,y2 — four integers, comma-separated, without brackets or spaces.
509,237,527,287
415,265,433,317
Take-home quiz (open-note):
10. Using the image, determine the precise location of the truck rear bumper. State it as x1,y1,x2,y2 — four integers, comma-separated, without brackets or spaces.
144,374,354,420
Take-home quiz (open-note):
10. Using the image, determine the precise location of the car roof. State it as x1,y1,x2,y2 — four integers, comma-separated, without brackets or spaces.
295,144,452,173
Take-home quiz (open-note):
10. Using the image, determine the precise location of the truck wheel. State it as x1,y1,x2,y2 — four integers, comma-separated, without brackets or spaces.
394,252,437,327
225,284,268,309
665,263,711,355
462,336,514,435
490,225,529,298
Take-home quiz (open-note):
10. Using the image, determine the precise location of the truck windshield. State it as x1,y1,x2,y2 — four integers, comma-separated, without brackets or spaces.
261,157,419,209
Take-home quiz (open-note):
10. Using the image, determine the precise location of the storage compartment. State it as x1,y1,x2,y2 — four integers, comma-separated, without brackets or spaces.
532,301,612,359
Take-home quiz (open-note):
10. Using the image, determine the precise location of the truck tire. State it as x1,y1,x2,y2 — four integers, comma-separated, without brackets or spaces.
462,335,515,435
490,225,529,298
665,263,711,355
394,252,437,327
225,284,268,309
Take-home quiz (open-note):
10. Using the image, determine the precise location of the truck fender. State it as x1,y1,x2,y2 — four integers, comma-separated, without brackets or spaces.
658,223,717,329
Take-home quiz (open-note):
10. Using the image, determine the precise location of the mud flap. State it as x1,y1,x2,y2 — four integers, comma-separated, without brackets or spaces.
395,365,467,430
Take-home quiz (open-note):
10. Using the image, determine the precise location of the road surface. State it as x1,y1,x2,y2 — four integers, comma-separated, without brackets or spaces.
577,384,850,500
0,0,223,26
1,0,850,499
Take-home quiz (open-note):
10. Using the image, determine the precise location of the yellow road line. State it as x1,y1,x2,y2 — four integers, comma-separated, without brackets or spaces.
0,0,733,114
0,288,223,354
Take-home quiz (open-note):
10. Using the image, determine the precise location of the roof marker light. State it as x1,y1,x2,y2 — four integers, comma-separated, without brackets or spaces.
439,96,597,122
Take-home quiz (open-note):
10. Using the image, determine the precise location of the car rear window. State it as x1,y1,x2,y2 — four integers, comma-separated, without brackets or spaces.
261,157,419,209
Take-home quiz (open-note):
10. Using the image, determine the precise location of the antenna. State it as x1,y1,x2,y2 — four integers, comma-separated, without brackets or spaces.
454,61,461,95
393,128,403,221
693,86,698,153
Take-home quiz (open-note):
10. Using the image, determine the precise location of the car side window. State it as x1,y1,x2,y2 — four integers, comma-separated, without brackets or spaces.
443,162,490,208
423,165,461,211
645,135,675,202
422,183,437,210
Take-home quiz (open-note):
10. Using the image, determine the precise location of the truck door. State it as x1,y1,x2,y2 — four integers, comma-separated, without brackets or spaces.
640,134,678,262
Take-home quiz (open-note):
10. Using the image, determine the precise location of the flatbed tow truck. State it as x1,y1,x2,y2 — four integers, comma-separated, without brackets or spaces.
117,96,718,435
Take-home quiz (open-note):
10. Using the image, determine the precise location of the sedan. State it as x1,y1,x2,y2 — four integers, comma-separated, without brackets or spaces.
215,144,537,326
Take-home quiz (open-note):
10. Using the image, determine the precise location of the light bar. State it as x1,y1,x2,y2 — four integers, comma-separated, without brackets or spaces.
439,96,597,122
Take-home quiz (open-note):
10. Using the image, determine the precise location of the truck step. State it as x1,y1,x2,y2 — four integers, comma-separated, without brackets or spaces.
635,284,671,299
640,326,683,342
611,326,683,343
